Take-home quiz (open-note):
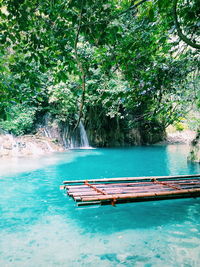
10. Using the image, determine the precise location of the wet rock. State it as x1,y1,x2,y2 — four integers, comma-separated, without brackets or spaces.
187,130,200,163
0,134,64,158
3,141,13,150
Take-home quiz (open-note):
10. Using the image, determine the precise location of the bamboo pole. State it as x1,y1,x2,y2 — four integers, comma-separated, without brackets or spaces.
63,180,200,192
80,188,200,202
67,184,165,192
64,181,155,190
63,174,200,184
77,194,198,206
68,185,172,194
68,183,200,198
77,201,101,206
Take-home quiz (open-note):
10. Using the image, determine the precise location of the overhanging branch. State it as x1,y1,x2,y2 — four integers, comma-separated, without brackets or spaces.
173,0,200,49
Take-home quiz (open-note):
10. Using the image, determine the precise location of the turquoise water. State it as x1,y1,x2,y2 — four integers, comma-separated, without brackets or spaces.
0,145,200,267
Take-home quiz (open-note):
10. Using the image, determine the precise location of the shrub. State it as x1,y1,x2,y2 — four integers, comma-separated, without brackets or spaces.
174,122,186,131
0,105,37,135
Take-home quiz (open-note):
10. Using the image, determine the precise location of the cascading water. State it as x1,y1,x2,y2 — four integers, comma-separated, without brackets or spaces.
43,127,52,138
79,121,90,148
69,121,92,149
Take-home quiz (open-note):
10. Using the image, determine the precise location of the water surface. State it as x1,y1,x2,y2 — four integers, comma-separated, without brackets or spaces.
0,145,200,266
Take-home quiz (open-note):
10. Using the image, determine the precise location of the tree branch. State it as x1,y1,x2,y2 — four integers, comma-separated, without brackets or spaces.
73,1,87,132
173,0,200,49
118,0,150,17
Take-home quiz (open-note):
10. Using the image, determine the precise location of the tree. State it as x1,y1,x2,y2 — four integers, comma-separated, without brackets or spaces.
0,0,199,144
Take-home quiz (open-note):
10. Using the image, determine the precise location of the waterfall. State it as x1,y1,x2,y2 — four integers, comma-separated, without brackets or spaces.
43,127,52,138
69,121,92,149
42,140,54,152
69,137,79,149
79,121,90,148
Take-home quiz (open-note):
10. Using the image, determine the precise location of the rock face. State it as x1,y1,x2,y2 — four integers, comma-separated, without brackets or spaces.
35,114,90,148
188,146,200,162
87,126,143,147
85,113,165,147
0,134,64,158
35,114,66,146
187,131,200,163
166,130,196,144
0,113,168,157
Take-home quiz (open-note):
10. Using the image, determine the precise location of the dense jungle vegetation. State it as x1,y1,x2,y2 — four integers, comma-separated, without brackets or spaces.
0,0,199,146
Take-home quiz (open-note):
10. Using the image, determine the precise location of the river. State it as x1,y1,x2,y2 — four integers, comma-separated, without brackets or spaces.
0,145,200,266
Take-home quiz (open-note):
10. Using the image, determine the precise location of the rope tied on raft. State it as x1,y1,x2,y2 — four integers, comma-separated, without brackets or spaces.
84,180,117,206
111,197,117,206
84,180,107,195
151,178,181,190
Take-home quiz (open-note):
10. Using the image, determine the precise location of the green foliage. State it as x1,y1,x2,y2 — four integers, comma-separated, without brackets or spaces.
48,81,78,123
0,105,37,135
0,0,199,141
174,122,185,131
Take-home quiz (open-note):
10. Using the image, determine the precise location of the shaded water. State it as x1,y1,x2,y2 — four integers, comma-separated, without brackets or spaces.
0,145,200,266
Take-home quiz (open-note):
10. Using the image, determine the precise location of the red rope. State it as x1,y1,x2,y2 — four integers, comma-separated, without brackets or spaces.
152,179,181,190
84,181,117,206
84,181,107,195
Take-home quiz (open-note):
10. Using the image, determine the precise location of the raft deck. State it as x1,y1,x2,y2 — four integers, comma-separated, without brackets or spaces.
60,174,200,206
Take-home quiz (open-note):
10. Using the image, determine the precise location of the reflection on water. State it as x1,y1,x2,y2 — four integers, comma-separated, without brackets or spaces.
166,144,200,175
0,145,200,267
0,150,101,177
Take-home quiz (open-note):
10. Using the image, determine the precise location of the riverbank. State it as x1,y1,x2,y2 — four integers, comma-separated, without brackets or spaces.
0,130,197,158
159,130,196,145
0,134,64,158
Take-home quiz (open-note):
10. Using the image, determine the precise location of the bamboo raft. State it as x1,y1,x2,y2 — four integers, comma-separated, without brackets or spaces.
60,174,200,206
